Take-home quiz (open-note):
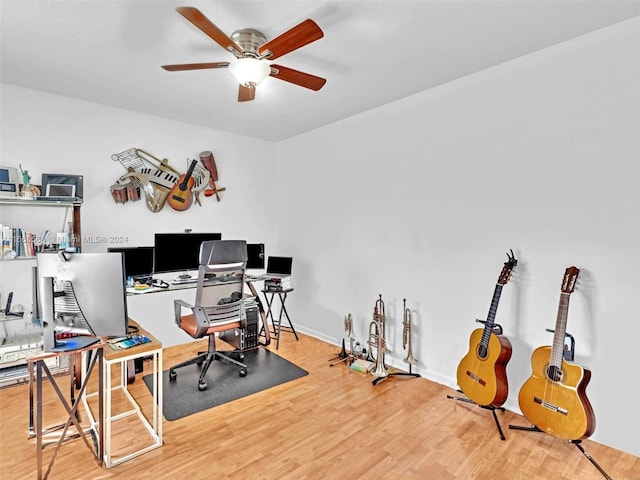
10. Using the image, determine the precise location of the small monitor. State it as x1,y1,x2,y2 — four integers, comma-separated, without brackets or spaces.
108,246,154,281
154,232,222,274
45,183,76,198
37,252,129,345
246,243,265,269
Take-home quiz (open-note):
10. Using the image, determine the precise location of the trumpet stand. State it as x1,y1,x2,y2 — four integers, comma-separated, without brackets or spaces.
507,330,611,480
328,339,356,367
372,364,421,385
329,314,357,367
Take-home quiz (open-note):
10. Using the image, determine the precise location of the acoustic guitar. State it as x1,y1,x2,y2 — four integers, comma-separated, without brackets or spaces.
518,266,595,440
168,159,198,211
456,250,517,407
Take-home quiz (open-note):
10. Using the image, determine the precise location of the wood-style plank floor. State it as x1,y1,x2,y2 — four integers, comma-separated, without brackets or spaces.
1,332,638,480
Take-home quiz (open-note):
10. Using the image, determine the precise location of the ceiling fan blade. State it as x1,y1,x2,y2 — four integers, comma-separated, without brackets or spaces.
176,6,243,57
238,84,255,102
162,62,229,71
270,65,326,91
258,19,323,60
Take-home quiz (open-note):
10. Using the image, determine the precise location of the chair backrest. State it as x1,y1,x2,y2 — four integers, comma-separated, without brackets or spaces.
199,240,248,266
192,240,248,330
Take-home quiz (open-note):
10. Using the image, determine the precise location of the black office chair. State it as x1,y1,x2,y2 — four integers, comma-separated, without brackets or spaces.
168,240,248,391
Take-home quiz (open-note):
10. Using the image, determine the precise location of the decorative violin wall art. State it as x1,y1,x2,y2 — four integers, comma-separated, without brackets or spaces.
109,148,226,212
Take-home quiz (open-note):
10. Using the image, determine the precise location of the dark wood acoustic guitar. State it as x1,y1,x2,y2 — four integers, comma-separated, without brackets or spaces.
456,251,517,407
518,266,595,440
167,159,197,211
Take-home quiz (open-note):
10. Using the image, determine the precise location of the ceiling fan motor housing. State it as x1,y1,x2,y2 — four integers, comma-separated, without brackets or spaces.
231,29,268,58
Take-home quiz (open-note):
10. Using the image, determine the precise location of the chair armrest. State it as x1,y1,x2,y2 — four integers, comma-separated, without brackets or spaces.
174,299,194,326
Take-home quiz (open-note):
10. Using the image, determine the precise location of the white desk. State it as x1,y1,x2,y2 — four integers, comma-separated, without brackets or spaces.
99,323,163,467
127,280,270,348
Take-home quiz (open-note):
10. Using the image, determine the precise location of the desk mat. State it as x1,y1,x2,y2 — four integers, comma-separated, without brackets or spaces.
143,348,308,421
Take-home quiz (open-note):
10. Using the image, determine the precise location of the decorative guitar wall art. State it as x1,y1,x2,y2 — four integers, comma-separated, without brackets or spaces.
109,148,225,212
518,266,595,441
456,250,517,408
168,159,197,211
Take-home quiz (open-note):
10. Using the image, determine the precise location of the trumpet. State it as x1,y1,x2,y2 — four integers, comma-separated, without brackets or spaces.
368,294,390,378
345,313,355,340
402,298,417,365
345,313,355,358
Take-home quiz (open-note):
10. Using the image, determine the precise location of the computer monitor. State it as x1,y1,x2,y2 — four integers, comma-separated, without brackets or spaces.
246,243,265,270
36,252,129,350
266,256,293,276
108,246,154,281
154,232,222,275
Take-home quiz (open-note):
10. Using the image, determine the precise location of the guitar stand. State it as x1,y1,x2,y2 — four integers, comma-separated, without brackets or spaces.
447,390,506,440
508,425,612,480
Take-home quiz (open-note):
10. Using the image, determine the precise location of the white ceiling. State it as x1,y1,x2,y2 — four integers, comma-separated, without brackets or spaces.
2,0,640,142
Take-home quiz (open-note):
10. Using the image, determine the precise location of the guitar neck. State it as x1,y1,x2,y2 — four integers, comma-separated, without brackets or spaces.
480,283,503,345
179,160,197,190
550,293,571,368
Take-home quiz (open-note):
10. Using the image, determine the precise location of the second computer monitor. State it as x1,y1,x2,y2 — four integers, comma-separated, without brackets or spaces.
154,232,222,274
108,246,154,281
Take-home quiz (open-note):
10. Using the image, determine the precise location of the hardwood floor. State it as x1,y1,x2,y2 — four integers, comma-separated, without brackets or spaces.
1,332,638,479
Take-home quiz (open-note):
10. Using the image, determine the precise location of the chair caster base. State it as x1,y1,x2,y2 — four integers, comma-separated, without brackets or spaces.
239,369,247,377
169,370,177,382
198,382,207,391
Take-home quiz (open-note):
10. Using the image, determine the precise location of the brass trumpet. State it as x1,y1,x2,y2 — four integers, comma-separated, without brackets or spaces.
402,298,417,365
368,294,390,378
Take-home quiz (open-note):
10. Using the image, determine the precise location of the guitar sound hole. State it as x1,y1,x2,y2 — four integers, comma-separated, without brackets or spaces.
547,365,563,382
477,345,488,360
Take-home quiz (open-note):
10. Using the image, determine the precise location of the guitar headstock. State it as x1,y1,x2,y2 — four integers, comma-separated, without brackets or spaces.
561,266,580,293
497,249,518,285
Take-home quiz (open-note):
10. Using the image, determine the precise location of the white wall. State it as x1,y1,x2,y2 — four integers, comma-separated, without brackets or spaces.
0,84,279,310
276,17,640,457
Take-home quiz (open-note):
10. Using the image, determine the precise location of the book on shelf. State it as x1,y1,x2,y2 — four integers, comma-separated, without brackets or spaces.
1,225,40,259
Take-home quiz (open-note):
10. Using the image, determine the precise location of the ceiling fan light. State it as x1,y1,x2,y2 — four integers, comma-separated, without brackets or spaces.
229,58,270,87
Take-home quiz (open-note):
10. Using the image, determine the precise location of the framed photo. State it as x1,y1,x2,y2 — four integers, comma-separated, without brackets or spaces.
41,173,83,199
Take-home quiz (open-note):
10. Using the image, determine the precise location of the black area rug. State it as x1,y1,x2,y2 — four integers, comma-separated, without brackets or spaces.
143,348,308,421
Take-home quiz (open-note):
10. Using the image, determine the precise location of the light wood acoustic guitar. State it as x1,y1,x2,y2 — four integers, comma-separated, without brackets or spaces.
456,251,517,407
518,266,595,440
167,159,198,211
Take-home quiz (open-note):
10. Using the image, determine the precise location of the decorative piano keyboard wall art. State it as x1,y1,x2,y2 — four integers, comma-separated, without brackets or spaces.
109,148,223,212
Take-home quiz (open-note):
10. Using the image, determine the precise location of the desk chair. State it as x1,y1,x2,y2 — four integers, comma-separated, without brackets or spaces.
169,240,248,391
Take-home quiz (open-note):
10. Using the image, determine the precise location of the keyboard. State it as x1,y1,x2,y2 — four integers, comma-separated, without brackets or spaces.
170,278,197,285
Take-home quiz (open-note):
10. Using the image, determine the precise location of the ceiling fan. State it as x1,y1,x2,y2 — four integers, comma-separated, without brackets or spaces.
162,6,327,102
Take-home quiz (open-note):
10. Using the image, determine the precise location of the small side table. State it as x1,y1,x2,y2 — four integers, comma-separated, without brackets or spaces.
100,323,163,467
261,288,298,349
28,342,105,480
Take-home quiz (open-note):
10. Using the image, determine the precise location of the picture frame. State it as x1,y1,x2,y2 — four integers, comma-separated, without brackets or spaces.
41,173,83,199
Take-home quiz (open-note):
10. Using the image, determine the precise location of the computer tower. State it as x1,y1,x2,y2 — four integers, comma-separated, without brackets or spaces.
218,304,259,350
